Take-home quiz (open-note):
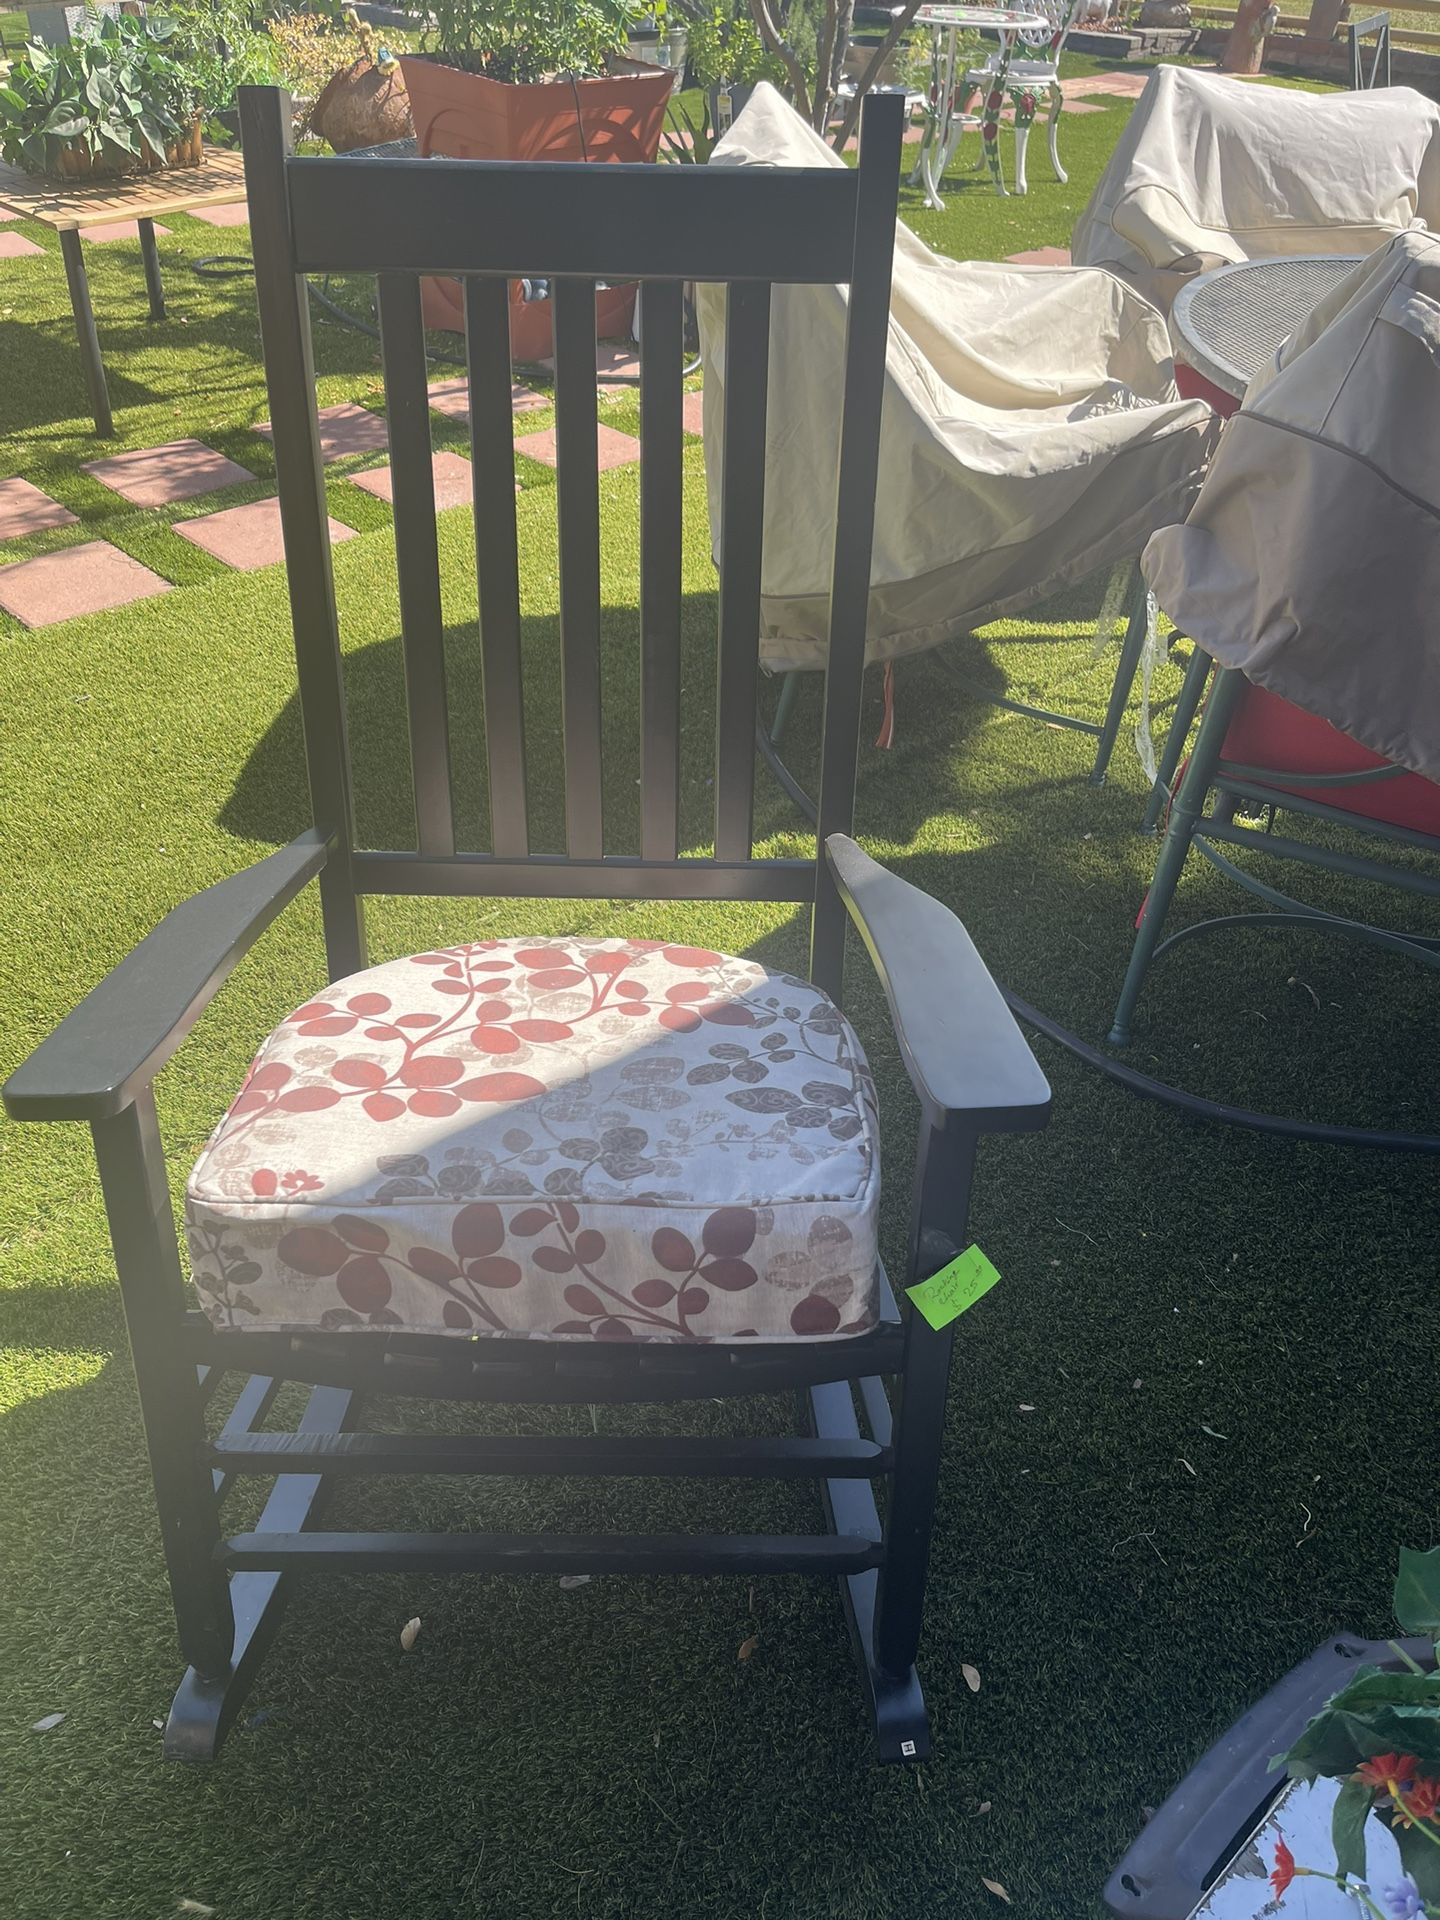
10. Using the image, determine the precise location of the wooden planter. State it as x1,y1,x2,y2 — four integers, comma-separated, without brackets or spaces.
398,56,675,359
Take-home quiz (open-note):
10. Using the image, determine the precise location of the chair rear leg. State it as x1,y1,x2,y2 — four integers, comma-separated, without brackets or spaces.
1090,562,1149,785
1142,644,1212,834
1046,82,1067,183
92,1094,235,1682
1108,669,1244,1044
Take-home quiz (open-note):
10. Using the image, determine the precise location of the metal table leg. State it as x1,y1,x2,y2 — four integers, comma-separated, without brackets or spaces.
138,215,166,320
59,228,114,438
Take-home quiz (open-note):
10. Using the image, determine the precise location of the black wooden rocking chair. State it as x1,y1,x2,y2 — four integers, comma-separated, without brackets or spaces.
2,85,1050,1766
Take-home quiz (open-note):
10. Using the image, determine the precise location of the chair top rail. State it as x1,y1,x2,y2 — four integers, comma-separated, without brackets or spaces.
284,155,864,283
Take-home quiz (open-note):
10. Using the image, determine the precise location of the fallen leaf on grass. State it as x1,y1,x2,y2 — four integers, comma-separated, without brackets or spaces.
1018,1404,1035,1414
399,1617,421,1652
153,1718,165,1732
737,1635,759,1663
559,1574,591,1591
1201,1425,1229,1441
30,1713,64,1732
982,1877,1011,1903
961,1664,981,1693
1178,1457,1196,1477
974,1801,992,1816
177,1902,215,1916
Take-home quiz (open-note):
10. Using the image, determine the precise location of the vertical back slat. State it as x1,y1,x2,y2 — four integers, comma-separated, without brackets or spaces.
638,279,685,862
713,280,772,864
552,277,605,861
809,93,906,1000
464,276,528,858
376,272,455,858
239,86,367,978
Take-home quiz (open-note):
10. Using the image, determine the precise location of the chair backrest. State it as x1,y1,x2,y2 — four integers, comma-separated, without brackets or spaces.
237,85,902,1002
1020,0,1086,56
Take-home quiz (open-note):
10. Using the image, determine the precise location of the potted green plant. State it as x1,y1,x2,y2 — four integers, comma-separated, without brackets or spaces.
398,0,675,352
626,1,690,72
660,0,779,163
0,10,202,180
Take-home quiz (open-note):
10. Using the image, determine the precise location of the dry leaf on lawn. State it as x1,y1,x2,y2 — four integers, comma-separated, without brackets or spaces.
1018,1404,1035,1413
975,1801,992,1816
30,1713,64,1732
961,1663,981,1693
399,1616,421,1652
981,1878,1011,1903
559,1574,591,1591
737,1635,760,1662
177,1903,216,1916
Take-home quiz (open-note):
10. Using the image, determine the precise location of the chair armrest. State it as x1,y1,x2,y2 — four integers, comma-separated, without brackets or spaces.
825,834,1051,1132
3,832,329,1124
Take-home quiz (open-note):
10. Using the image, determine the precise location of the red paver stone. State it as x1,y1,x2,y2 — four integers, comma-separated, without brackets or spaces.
81,438,255,507
682,391,705,437
595,344,641,390
0,539,170,627
82,219,172,244
255,401,388,460
0,231,43,258
427,377,545,420
0,476,78,542
514,422,641,472
187,201,250,228
1005,246,1072,267
1062,99,1106,114
350,450,477,509
175,497,357,571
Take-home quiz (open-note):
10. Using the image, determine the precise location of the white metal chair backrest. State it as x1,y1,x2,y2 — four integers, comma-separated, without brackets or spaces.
1017,0,1086,56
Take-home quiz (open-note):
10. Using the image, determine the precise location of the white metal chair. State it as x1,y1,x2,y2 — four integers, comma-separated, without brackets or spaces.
963,0,1085,193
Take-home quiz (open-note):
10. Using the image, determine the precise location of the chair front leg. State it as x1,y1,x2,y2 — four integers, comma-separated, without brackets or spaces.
872,1109,980,1680
92,1092,235,1681
1046,80,1067,183
1108,667,1245,1045
1012,88,1038,196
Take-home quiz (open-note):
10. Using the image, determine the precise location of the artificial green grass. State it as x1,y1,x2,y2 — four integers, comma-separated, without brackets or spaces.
2,62,1436,1920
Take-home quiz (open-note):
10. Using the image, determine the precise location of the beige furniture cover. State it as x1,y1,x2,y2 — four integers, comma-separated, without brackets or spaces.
1143,231,1440,783
696,84,1215,674
1072,66,1440,317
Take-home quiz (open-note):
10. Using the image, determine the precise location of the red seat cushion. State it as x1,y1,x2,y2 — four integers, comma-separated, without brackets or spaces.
1222,684,1440,839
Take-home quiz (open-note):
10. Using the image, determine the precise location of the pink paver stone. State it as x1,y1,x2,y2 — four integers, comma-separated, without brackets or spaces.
176,497,356,572
81,438,255,507
0,476,78,542
82,219,172,244
682,391,704,437
1006,246,1072,267
1062,99,1106,114
350,450,477,510
256,402,388,460
0,539,170,628
515,422,641,473
427,377,545,420
0,231,43,258
595,344,640,390
187,202,250,228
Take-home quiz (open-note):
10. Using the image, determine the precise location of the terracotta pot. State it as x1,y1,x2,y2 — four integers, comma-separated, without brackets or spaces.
311,57,414,154
398,57,674,358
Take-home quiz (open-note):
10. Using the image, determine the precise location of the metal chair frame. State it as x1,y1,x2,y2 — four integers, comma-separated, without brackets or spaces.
3,84,1051,1767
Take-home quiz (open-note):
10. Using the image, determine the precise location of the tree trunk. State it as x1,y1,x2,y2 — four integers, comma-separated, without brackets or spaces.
1221,0,1277,72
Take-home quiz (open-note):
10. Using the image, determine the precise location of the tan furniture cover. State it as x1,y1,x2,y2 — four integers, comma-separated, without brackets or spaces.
697,84,1215,673
1072,66,1440,317
1143,231,1440,783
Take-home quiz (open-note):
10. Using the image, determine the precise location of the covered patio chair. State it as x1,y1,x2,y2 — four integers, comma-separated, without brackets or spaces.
697,85,1217,786
2,85,1052,1766
1071,65,1440,319
1109,231,1440,1044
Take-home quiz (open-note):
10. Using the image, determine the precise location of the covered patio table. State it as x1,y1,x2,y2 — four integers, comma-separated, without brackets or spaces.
1169,254,1367,413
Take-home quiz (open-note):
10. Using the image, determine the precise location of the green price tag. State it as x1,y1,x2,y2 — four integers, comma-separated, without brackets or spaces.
905,1244,1001,1331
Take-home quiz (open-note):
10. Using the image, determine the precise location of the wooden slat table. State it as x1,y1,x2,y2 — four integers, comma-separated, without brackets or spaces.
0,146,249,436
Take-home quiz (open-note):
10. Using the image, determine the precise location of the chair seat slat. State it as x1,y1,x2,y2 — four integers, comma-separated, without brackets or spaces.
377,273,455,858
553,277,604,860
464,276,529,857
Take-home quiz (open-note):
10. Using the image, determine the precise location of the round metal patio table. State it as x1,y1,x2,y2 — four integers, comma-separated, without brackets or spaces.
911,5,1048,208
1170,254,1367,405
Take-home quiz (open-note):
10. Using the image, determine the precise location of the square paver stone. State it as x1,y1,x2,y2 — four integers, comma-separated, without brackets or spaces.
1061,100,1105,115
682,391,704,437
83,219,171,244
595,344,641,390
176,497,357,572
187,201,250,228
1006,247,1072,267
515,422,641,472
427,377,545,420
82,438,255,507
0,476,78,542
350,451,477,510
256,402,388,461
0,539,170,628
0,231,43,258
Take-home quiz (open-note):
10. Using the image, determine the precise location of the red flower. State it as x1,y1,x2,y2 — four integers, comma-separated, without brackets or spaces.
1357,1753,1418,1795
1270,1835,1296,1898
281,1169,324,1194
1398,1773,1440,1825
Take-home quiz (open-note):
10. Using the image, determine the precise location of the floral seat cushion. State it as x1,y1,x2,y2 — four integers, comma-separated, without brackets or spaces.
186,938,882,1343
